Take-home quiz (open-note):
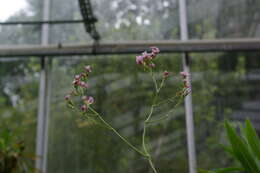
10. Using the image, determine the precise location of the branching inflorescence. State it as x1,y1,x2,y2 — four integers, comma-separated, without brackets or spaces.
65,47,191,173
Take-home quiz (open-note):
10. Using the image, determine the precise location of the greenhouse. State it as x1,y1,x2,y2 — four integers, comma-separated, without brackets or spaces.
1,0,260,173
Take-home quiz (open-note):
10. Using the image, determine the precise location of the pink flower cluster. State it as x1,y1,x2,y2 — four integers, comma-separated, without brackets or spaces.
180,71,190,88
180,71,191,96
136,47,160,67
65,65,95,112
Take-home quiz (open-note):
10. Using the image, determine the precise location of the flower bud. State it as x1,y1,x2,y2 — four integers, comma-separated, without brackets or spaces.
81,105,88,111
150,46,160,55
75,75,81,80
163,71,169,78
180,71,189,78
64,95,71,101
84,65,92,73
136,55,144,65
87,96,94,104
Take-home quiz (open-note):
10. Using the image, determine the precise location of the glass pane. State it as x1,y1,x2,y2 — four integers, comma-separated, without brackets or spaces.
187,0,260,39
47,54,188,173
50,0,180,42
0,25,41,45
49,23,90,44
191,52,260,169
0,0,42,45
0,57,40,170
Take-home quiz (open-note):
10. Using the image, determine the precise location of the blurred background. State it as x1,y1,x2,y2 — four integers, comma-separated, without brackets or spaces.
1,0,260,173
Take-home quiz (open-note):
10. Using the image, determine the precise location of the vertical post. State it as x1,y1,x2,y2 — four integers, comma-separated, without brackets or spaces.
179,0,197,173
36,0,51,172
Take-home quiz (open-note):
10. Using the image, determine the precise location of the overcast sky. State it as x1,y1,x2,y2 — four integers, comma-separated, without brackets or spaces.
0,0,27,21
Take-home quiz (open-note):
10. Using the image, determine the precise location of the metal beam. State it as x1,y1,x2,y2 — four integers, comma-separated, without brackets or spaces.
35,0,51,171
1,39,260,57
179,0,197,173
0,20,83,25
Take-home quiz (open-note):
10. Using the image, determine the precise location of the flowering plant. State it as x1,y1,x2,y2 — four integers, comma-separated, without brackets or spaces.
65,47,190,173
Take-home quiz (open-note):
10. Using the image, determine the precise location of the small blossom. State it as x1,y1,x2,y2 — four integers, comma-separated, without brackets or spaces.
87,96,94,104
81,105,88,111
163,71,169,78
180,71,189,78
64,95,71,101
84,65,92,73
73,80,80,86
151,46,160,54
142,51,152,60
149,63,155,68
80,81,89,88
136,55,144,65
75,75,81,80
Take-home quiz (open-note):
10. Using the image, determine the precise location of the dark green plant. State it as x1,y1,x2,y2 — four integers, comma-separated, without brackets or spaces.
0,130,35,173
200,119,260,173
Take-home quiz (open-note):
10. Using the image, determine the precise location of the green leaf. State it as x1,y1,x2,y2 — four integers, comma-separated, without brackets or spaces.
224,120,260,172
214,167,244,173
244,119,260,162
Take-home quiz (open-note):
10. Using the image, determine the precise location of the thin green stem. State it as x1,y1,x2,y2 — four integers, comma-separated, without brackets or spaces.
88,107,147,157
150,70,158,92
148,157,158,173
147,98,183,124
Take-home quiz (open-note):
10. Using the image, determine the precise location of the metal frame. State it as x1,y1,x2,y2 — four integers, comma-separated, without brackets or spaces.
1,39,260,57
0,20,83,25
179,0,197,173
35,0,51,172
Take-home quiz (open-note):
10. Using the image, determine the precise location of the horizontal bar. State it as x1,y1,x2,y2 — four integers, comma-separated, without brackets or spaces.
0,20,84,25
1,39,260,57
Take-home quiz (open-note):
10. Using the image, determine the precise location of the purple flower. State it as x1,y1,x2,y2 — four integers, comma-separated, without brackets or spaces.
163,71,169,78
80,82,89,88
87,96,94,104
180,71,189,78
84,65,92,73
73,80,80,86
136,55,144,65
75,75,81,80
64,95,71,101
151,46,160,54
142,51,152,60
81,105,88,111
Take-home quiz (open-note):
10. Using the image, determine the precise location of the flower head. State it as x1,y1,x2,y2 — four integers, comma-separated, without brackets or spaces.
79,81,89,88
84,65,92,73
73,80,80,86
81,105,88,111
87,96,94,104
142,51,152,60
64,95,71,101
75,75,81,80
180,71,189,78
136,55,144,65
151,46,160,54
163,71,169,78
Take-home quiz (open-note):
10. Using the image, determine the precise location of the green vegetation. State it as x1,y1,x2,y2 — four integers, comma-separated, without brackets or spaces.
200,120,260,173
